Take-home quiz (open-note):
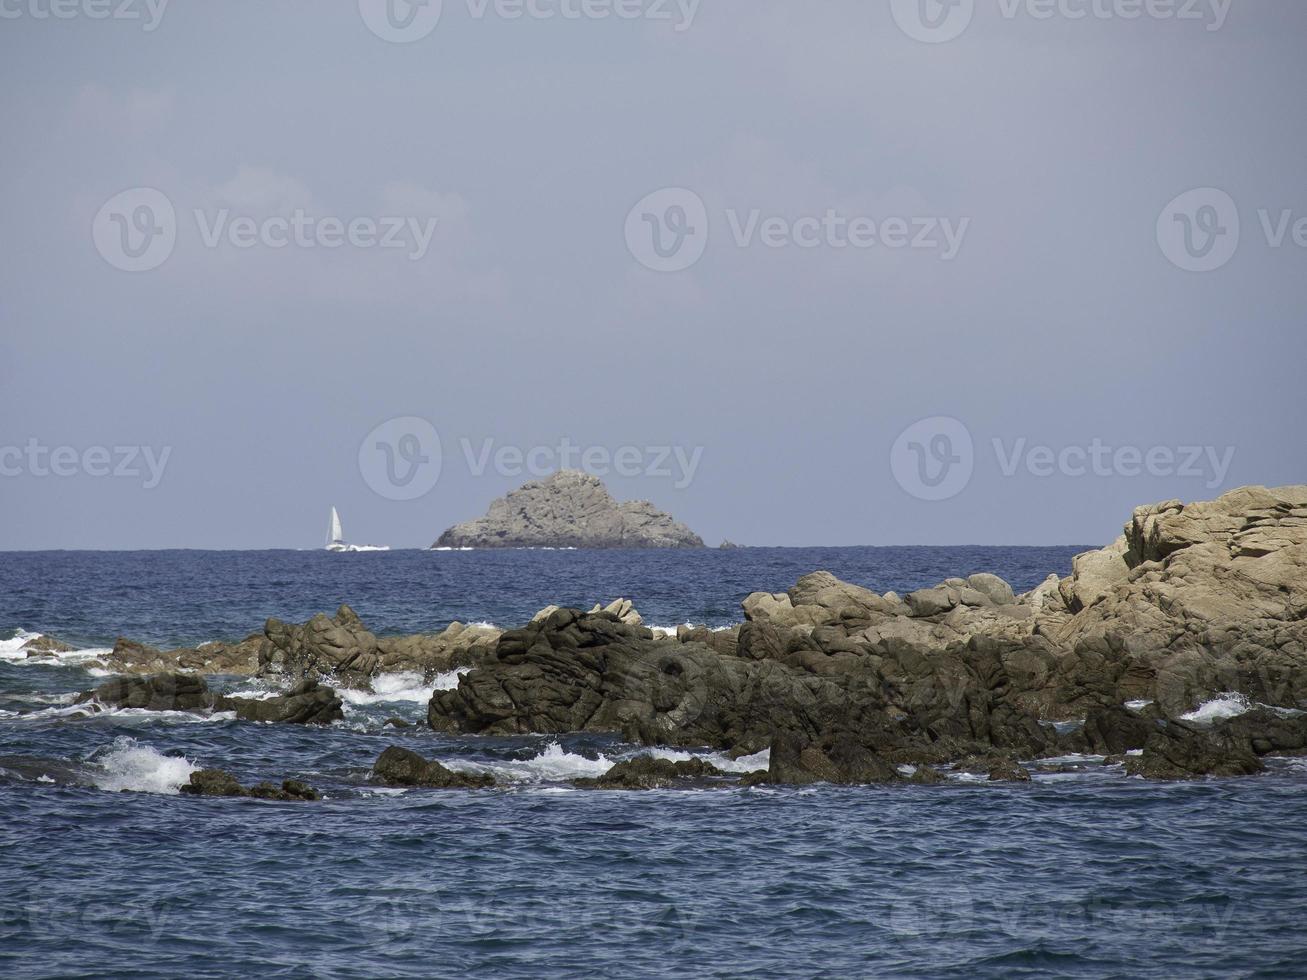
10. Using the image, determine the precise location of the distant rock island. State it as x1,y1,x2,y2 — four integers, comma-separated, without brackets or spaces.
432,470,705,549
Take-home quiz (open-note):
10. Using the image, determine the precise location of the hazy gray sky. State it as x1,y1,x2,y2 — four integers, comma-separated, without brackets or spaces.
2,1,1304,549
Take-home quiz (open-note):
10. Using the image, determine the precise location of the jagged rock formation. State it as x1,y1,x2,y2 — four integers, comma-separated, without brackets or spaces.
429,486,1307,782
77,673,344,725
433,470,704,549
84,607,501,691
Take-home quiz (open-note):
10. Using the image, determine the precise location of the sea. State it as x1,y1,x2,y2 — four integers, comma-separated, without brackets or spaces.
2,547,1305,979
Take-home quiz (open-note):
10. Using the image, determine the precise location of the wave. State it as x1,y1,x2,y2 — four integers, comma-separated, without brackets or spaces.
0,628,110,668
89,737,198,794
647,623,738,638
452,742,770,784
0,702,236,725
1181,693,1253,723
337,670,467,707
1180,693,1304,724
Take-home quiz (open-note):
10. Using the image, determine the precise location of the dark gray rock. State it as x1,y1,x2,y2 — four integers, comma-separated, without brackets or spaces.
79,672,343,726
76,673,211,712
181,769,319,801
1125,722,1265,780
217,680,344,726
574,756,730,790
372,746,495,789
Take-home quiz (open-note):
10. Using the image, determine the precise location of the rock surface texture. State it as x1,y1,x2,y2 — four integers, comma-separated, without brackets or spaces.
85,607,501,691
78,673,344,725
433,470,704,549
429,486,1307,782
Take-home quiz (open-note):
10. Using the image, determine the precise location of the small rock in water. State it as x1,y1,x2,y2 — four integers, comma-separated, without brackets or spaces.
180,769,319,801
574,756,727,790
371,746,495,789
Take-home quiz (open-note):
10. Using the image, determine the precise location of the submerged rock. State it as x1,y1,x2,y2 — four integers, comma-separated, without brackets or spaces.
181,769,319,801
371,746,495,789
433,469,704,549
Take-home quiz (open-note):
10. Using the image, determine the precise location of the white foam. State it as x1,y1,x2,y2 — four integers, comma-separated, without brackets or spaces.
1124,699,1154,711
0,629,110,668
647,624,737,638
645,745,769,773
91,737,198,794
0,629,42,659
1181,693,1253,723
461,743,770,784
337,669,468,706
473,741,616,782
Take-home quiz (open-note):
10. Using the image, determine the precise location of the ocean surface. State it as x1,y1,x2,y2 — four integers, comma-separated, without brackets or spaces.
2,547,1305,979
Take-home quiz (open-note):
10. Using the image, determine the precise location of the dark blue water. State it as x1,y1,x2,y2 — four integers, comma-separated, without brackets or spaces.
3,548,1306,979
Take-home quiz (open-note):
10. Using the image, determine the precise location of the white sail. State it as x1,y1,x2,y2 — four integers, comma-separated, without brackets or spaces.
325,506,388,551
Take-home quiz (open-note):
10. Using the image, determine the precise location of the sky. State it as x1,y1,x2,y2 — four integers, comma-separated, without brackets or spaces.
1,0,1304,550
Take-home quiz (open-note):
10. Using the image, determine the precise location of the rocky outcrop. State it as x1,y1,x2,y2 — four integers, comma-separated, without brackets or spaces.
223,680,344,725
574,756,732,790
95,635,264,676
20,634,74,656
371,746,495,789
89,609,500,688
433,470,704,549
426,486,1307,783
77,673,212,712
1125,723,1265,780
181,769,319,801
428,606,1058,770
77,673,344,725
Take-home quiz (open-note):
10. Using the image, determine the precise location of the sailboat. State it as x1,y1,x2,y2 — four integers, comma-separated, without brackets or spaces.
325,507,390,552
